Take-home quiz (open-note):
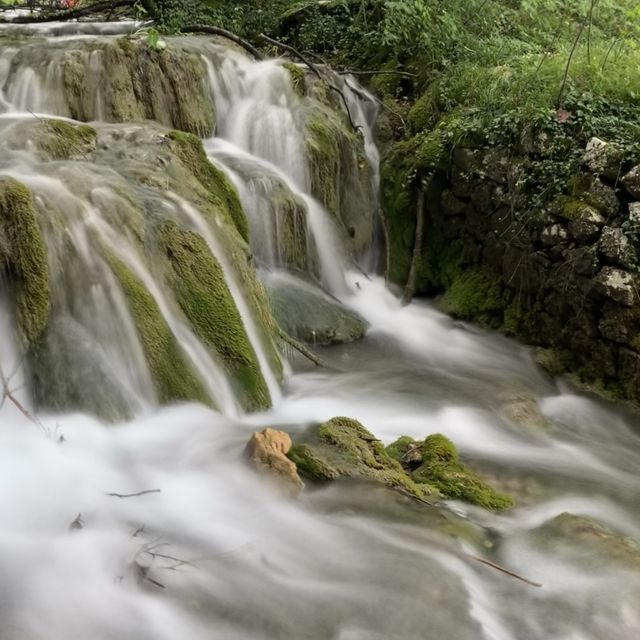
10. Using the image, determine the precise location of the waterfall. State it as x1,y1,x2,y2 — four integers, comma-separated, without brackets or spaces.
1,23,639,640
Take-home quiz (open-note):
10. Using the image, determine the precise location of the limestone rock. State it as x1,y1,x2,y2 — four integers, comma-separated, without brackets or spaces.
622,165,640,199
598,301,639,344
583,137,623,180
541,224,568,247
245,428,304,498
628,202,640,228
553,196,605,225
567,219,600,245
598,226,637,269
594,266,635,306
498,393,549,432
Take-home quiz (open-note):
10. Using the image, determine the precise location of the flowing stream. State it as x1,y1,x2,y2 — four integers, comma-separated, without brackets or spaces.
0,24,639,640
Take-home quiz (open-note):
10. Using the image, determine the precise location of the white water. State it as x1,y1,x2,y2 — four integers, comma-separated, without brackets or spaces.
0,26,639,640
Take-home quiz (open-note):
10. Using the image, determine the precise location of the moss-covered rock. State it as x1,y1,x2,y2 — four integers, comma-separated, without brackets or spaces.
412,434,513,510
282,62,306,97
439,269,505,321
30,120,97,161
105,252,210,406
532,513,640,570
387,434,514,511
60,38,215,136
305,102,374,255
167,130,249,243
288,417,427,498
0,178,50,345
157,221,271,411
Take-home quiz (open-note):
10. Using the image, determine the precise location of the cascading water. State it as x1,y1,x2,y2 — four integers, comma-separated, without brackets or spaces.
0,23,639,640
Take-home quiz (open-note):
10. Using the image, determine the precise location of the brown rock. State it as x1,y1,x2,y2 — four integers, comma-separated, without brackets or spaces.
244,428,304,497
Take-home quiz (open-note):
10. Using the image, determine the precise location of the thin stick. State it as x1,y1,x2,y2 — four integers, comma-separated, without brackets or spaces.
338,69,417,79
463,552,543,588
180,25,263,60
106,489,161,498
277,329,327,368
557,17,587,108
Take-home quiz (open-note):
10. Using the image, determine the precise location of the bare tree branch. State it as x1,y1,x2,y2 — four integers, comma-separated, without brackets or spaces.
106,489,161,498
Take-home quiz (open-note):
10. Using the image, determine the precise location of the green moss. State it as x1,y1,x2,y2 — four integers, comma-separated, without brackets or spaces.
105,252,210,405
408,89,439,134
305,103,373,253
0,178,50,345
283,62,306,97
439,269,505,320
411,434,514,511
34,120,97,160
157,221,271,411
535,347,573,377
415,130,445,171
288,417,426,497
385,435,417,462
167,130,249,243
630,335,640,352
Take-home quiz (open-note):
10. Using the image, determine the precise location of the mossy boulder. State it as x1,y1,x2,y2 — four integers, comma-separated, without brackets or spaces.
305,100,374,255
532,513,640,570
0,178,50,345
387,434,514,511
266,273,367,345
288,417,427,498
439,269,505,322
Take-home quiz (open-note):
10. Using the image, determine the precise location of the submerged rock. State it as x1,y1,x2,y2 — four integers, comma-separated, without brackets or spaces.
288,417,426,498
532,513,640,570
289,418,513,510
245,428,304,498
266,273,367,345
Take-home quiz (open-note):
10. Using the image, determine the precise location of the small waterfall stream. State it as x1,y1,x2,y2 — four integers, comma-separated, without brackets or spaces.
0,23,639,640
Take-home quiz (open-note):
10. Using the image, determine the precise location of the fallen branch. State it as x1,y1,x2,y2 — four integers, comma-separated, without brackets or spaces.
402,188,426,305
277,328,327,368
259,33,321,78
106,489,161,498
463,552,543,588
4,0,136,23
0,361,44,429
180,25,263,60
338,69,417,79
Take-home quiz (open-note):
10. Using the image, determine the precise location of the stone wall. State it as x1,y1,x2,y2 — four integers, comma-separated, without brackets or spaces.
386,138,640,400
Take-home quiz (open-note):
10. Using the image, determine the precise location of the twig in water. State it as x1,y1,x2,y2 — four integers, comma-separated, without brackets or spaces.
106,489,161,498
277,329,328,368
463,552,543,588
